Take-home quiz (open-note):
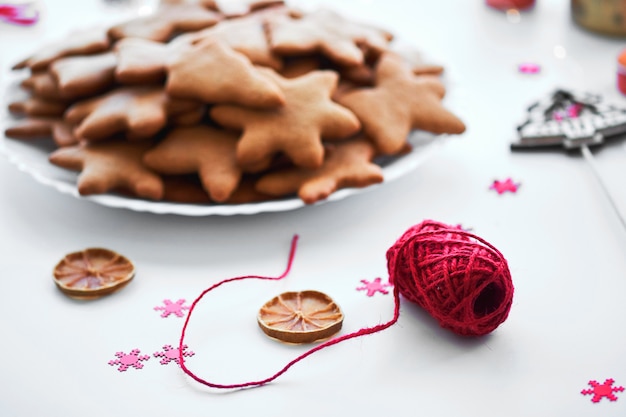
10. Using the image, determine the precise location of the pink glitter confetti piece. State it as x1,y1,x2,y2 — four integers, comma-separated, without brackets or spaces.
108,349,150,372
0,3,39,26
154,299,190,318
356,277,392,297
489,178,520,194
153,344,195,365
518,63,541,74
581,379,624,403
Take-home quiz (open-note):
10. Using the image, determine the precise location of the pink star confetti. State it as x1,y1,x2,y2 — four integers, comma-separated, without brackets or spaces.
581,379,624,403
489,178,520,194
108,349,150,372
518,63,541,74
356,277,392,297
154,299,190,318
153,344,195,365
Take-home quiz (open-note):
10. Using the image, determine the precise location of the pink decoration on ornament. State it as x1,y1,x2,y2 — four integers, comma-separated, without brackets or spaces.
0,3,38,25
518,63,540,74
567,103,583,118
357,277,391,296
552,103,583,121
108,349,150,372
154,344,194,365
581,379,624,403
490,178,520,194
154,299,190,318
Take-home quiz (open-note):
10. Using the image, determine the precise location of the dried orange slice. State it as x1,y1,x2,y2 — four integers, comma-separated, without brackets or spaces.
53,248,135,299
257,290,344,344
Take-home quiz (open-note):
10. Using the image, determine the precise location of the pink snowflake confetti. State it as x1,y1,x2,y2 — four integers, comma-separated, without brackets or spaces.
489,178,520,194
108,349,150,372
154,299,190,318
581,379,624,403
357,277,392,297
153,344,195,365
518,63,541,74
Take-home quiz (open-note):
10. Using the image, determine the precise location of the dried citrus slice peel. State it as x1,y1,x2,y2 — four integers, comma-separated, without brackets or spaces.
257,290,344,344
53,247,135,299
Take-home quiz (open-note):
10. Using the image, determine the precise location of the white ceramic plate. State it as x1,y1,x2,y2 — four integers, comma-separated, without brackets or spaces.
0,71,446,216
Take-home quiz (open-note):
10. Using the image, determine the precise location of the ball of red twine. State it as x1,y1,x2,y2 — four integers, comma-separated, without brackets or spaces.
386,220,514,336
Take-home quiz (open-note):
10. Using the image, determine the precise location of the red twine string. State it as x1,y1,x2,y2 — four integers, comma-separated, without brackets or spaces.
179,221,514,389
387,220,514,336
178,234,400,389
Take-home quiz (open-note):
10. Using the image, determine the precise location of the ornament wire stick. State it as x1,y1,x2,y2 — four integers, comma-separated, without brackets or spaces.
579,144,626,231
512,89,626,232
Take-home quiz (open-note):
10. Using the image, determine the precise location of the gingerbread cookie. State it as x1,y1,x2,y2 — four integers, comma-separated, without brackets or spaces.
224,176,275,204
20,72,62,100
8,96,68,118
335,52,465,155
161,175,212,204
203,0,284,17
48,139,164,199
178,7,286,69
64,86,200,141
114,38,176,85
166,39,284,108
50,52,117,99
12,28,110,71
143,125,242,202
108,3,222,42
256,137,383,204
210,68,360,172
266,8,393,67
4,117,78,147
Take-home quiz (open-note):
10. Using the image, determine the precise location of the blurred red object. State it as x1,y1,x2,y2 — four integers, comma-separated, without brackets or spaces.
0,3,39,25
617,50,626,95
486,0,535,10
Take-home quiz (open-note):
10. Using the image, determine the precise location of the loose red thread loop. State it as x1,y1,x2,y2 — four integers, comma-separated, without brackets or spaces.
179,221,514,389
178,234,400,389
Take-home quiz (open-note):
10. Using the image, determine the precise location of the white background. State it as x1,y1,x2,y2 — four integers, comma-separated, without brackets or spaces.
1,0,626,416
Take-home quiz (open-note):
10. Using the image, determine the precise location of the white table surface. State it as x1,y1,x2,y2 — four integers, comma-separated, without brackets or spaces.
2,0,626,416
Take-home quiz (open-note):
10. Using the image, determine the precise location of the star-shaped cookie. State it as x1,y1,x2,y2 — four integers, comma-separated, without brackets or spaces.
50,52,117,99
266,8,393,67
203,0,284,17
108,3,222,42
5,117,77,147
12,28,110,71
8,96,68,117
20,72,62,100
48,139,164,199
179,7,286,69
335,52,466,155
114,38,175,85
166,39,284,108
64,86,200,141
143,125,242,202
255,137,383,204
210,68,360,172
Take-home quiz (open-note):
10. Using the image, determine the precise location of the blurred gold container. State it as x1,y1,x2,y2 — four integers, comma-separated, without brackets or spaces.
572,0,626,36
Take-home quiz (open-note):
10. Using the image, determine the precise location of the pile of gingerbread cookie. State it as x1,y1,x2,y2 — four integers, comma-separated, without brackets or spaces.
4,0,466,206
